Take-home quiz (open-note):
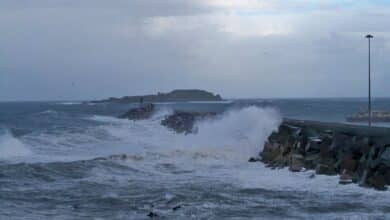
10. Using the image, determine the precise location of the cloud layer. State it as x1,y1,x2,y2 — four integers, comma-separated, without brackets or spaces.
1,0,389,100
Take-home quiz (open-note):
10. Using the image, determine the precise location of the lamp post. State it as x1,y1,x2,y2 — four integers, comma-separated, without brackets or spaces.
365,34,373,127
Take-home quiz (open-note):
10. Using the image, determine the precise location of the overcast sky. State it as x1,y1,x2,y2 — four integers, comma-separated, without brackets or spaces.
1,0,389,101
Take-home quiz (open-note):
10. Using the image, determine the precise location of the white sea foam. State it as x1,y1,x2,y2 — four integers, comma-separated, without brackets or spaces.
85,107,390,197
87,106,280,161
0,129,32,159
56,102,82,105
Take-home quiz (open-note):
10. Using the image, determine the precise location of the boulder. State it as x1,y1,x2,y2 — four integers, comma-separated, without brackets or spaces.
305,137,322,153
368,174,387,191
315,163,337,175
339,169,353,185
161,111,216,134
260,120,390,190
119,104,155,120
260,142,282,163
379,147,390,167
289,154,304,172
340,155,358,172
248,157,260,162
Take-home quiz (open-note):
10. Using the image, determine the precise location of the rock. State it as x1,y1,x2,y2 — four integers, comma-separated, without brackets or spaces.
248,157,260,162
289,154,304,172
340,155,358,172
261,120,390,190
161,111,216,134
108,154,143,161
147,212,158,218
315,163,336,175
379,147,390,167
303,153,319,169
260,142,282,163
119,104,155,120
172,205,182,211
339,169,353,185
368,174,387,191
305,137,322,153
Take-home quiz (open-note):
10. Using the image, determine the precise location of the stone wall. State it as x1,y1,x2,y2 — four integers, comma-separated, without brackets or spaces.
260,119,390,190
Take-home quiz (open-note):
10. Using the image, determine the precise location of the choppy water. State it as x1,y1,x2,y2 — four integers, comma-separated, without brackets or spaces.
0,99,389,220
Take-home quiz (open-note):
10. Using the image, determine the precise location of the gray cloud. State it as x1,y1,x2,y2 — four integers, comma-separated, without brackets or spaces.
0,1,389,100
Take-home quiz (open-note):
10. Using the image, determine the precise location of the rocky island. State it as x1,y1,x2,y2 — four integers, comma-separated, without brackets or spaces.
91,89,223,104
114,89,222,133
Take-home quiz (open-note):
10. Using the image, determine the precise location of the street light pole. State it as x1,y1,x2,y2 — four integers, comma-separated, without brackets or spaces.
366,34,373,127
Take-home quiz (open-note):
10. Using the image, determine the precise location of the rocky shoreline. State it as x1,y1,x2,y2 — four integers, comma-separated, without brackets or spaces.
258,119,390,190
118,104,217,134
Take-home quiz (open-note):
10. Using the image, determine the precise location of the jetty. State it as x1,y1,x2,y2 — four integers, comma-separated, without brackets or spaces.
260,118,390,190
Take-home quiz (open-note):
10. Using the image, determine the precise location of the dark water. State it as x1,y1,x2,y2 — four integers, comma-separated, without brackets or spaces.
0,99,389,220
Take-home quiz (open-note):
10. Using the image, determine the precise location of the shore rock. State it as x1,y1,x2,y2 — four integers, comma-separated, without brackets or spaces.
161,111,216,134
118,104,155,120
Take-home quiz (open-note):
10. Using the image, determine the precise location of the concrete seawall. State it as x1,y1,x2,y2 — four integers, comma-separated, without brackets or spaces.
260,118,390,190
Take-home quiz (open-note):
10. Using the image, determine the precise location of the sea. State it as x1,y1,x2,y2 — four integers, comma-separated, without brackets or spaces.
0,98,389,220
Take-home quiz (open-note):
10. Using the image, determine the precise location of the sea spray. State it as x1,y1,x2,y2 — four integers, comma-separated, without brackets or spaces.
0,127,32,159
91,106,282,162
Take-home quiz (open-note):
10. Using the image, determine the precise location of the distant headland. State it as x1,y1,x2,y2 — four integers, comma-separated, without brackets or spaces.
91,89,223,103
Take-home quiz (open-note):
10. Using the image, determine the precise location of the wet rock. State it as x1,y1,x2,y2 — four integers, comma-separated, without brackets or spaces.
340,155,358,172
172,205,182,211
339,169,353,185
161,111,216,134
248,157,260,162
303,153,319,169
368,174,387,191
315,163,336,175
260,120,390,190
260,142,281,163
289,154,304,172
108,154,143,161
379,147,390,166
119,104,155,120
305,137,322,153
147,212,158,218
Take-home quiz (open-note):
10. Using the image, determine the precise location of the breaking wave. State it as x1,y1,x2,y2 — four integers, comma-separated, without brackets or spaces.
0,127,32,159
88,106,282,162
56,102,82,105
0,106,281,164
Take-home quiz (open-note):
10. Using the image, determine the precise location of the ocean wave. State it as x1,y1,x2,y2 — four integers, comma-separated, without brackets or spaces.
4,106,280,164
0,127,32,159
86,106,281,162
56,102,82,105
36,109,57,115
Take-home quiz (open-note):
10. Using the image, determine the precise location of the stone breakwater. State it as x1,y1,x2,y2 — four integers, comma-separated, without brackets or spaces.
259,119,390,190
